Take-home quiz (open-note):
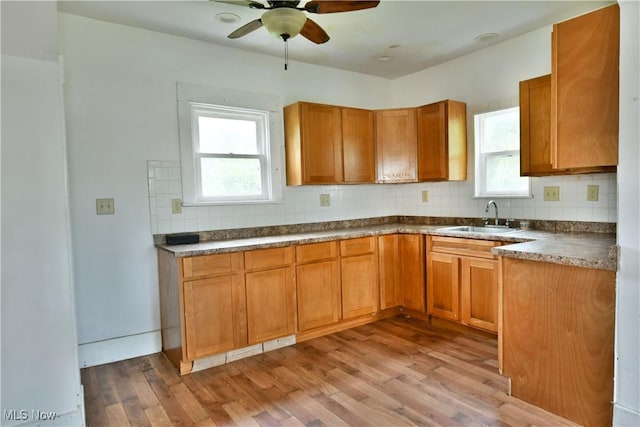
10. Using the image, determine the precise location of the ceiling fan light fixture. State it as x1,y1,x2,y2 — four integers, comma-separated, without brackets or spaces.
262,8,307,41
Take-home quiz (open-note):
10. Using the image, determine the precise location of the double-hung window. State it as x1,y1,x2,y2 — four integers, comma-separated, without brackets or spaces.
177,83,284,205
474,107,530,198
192,104,269,202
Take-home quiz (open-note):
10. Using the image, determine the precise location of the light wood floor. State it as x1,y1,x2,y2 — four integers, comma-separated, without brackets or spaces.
82,316,577,426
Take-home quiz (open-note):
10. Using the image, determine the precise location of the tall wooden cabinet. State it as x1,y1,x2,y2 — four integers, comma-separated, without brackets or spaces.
426,236,501,333
284,102,375,185
417,100,467,181
375,108,418,183
551,4,619,170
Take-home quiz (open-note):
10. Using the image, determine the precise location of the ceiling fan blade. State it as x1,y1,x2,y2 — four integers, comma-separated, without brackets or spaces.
228,19,263,38
304,0,379,14
300,18,330,44
214,0,265,9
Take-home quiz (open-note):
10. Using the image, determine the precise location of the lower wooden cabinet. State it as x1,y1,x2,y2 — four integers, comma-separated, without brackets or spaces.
400,234,426,311
295,242,341,332
501,258,615,427
183,273,246,361
427,236,500,333
378,234,425,312
341,237,379,319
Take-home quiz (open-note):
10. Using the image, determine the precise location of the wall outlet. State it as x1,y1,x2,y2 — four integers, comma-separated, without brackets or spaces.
587,185,599,202
96,198,115,215
319,193,330,207
421,190,429,202
543,186,560,202
172,198,183,214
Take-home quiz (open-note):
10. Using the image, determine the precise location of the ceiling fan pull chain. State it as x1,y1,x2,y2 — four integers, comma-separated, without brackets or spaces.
284,39,289,70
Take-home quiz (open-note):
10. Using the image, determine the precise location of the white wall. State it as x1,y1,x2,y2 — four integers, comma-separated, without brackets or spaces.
58,13,392,365
1,3,83,426
614,2,639,424
59,10,620,366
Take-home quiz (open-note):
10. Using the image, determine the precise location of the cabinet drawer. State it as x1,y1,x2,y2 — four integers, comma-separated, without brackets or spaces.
296,241,338,263
182,252,241,279
428,236,501,259
340,237,376,256
244,247,294,271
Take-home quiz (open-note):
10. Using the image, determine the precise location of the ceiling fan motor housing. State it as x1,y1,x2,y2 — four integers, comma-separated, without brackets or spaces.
261,8,307,40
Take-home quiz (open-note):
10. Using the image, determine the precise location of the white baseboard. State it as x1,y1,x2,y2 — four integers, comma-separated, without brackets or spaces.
78,331,161,368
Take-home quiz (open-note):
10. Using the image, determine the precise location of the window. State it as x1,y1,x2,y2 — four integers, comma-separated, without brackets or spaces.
177,83,283,205
474,107,530,198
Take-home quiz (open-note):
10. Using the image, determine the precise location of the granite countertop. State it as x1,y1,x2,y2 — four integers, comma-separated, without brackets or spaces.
156,221,618,271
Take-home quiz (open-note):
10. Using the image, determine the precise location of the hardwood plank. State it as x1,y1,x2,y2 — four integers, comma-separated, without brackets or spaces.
83,316,580,427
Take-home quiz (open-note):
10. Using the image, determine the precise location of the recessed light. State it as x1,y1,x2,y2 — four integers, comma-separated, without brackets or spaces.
474,32,498,42
215,12,241,24
378,55,392,61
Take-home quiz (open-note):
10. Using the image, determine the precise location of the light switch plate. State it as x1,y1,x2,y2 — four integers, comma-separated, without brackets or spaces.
96,198,115,215
319,194,330,207
172,198,183,214
587,185,599,201
421,190,429,202
543,186,560,202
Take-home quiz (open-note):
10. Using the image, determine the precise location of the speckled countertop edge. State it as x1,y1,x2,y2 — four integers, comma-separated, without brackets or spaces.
156,218,617,271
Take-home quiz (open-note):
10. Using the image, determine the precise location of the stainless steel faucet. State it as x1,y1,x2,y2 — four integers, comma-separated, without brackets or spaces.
485,200,499,226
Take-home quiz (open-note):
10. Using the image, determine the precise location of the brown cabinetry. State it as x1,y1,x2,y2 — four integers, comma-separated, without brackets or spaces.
378,235,403,309
551,4,619,170
284,102,375,185
340,237,379,319
375,108,417,182
376,234,425,311
520,74,616,176
427,236,500,333
180,253,246,361
244,247,295,345
295,242,341,331
501,258,615,427
417,100,467,181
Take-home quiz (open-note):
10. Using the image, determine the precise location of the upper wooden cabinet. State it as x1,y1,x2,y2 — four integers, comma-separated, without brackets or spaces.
551,4,619,169
284,102,375,185
520,75,615,176
417,100,467,181
342,107,376,183
375,108,418,183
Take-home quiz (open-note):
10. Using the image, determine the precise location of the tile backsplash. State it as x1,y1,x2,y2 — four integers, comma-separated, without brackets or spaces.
147,161,617,235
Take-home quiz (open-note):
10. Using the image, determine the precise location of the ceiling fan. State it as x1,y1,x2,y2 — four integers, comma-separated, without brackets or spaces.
214,0,380,44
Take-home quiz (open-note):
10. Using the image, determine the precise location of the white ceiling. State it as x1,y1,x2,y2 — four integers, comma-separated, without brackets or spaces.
57,0,613,79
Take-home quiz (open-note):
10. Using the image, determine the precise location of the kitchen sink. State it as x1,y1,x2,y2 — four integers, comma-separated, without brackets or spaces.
438,225,516,234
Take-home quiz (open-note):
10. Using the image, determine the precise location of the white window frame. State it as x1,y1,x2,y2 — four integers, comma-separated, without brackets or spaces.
177,83,284,205
474,107,531,198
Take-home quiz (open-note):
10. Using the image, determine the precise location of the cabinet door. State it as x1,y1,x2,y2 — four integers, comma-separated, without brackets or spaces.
245,267,295,344
417,102,447,181
520,75,615,176
399,234,425,311
341,253,379,319
342,107,375,183
183,274,245,360
460,257,498,333
301,103,344,183
551,4,619,169
375,108,417,182
378,235,402,309
427,252,459,321
296,260,341,331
